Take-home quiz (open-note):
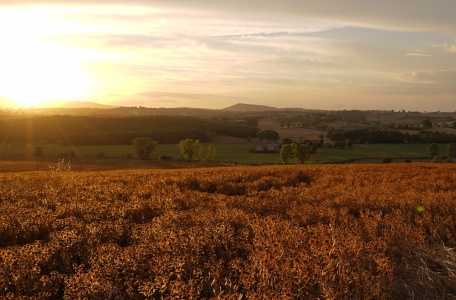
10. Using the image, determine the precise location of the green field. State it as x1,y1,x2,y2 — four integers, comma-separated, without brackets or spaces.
0,143,442,164
318,143,434,163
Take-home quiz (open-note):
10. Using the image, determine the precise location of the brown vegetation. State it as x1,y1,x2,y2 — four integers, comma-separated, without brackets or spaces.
1,164,456,298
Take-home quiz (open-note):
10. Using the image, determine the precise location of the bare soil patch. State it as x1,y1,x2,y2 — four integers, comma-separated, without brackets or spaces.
0,158,225,173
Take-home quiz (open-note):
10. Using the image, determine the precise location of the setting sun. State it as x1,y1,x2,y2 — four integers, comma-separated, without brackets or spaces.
0,40,91,108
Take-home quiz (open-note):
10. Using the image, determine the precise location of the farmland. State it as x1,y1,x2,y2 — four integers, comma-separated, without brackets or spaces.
0,143,438,166
1,164,456,298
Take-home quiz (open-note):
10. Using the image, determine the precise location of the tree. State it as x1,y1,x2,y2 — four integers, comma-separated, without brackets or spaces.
280,143,296,164
282,138,293,145
34,146,44,157
198,144,207,162
294,143,310,164
179,139,216,162
432,155,442,163
446,142,456,158
179,138,199,161
198,144,216,162
422,119,433,128
383,157,392,164
198,143,217,162
206,144,216,162
257,130,280,143
131,137,157,160
427,143,439,158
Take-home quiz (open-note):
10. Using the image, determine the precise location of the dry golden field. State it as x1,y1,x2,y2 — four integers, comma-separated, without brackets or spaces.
1,164,456,299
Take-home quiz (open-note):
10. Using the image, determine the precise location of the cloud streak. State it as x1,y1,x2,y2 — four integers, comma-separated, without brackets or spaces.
2,0,456,33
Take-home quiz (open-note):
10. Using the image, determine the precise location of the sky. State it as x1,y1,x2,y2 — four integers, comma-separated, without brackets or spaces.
0,1,455,111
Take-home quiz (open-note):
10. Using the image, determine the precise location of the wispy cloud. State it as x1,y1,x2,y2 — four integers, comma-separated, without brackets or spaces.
405,53,430,57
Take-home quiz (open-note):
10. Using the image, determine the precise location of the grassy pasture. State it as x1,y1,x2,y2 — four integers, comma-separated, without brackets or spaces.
318,143,433,163
0,142,441,165
0,143,282,164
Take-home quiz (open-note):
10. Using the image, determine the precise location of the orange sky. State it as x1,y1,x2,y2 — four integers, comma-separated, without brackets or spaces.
0,1,455,111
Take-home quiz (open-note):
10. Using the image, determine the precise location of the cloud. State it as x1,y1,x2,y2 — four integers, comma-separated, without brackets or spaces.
405,53,430,57
406,70,456,84
364,70,456,96
2,0,455,34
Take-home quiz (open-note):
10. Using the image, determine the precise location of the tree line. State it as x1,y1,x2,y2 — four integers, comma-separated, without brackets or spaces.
0,115,259,145
130,137,216,162
427,142,456,163
329,129,456,144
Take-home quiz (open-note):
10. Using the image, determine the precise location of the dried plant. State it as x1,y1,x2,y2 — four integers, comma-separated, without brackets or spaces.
48,158,71,173
0,164,455,298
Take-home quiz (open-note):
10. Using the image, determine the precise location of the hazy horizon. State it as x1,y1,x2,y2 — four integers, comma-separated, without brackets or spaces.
1,1,455,111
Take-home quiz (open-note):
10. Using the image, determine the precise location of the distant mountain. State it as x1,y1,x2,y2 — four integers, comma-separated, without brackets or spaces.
39,100,114,109
223,103,278,112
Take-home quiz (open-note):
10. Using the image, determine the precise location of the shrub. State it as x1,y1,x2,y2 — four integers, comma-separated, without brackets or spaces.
432,155,443,163
96,152,106,159
131,137,157,160
34,146,44,157
383,157,392,164
57,152,69,159
48,158,71,172
427,143,440,158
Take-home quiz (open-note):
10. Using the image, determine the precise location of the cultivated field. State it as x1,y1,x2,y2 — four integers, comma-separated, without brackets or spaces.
258,119,325,141
1,164,456,298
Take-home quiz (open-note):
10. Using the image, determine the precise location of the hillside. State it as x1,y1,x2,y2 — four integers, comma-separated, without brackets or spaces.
223,103,278,112
39,100,115,109
0,115,259,145
1,164,456,298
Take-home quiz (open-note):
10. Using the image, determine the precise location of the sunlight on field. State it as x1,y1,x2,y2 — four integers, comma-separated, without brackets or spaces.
1,164,456,298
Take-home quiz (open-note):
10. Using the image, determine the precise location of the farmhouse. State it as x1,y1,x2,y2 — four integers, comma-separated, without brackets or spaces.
323,140,335,148
265,143,280,151
256,143,281,152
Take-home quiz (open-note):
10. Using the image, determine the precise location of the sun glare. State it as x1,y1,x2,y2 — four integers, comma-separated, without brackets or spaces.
0,41,91,108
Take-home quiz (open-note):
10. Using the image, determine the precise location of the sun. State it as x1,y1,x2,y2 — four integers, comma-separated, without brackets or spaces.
0,41,91,108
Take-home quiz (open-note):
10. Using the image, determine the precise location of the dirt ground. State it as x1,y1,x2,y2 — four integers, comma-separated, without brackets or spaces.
350,158,432,164
0,158,227,173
